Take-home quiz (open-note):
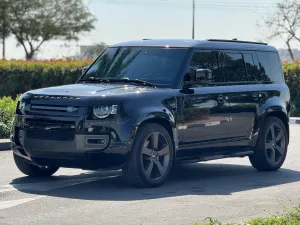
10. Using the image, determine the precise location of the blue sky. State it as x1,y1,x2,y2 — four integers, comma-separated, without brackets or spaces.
3,0,293,59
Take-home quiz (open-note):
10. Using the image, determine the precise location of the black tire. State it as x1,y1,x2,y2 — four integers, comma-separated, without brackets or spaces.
13,153,59,177
249,116,288,171
123,123,175,188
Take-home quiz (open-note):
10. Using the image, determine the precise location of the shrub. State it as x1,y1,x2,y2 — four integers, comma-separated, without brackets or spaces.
0,96,19,138
0,59,92,98
195,205,300,225
283,61,300,116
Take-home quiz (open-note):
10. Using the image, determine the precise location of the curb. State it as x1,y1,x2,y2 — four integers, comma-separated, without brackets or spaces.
0,139,10,151
290,117,300,124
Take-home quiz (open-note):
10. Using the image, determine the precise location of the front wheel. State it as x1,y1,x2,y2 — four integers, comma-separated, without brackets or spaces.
249,116,288,171
14,153,59,177
123,123,175,188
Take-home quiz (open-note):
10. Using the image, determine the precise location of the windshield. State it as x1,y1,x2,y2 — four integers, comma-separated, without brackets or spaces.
80,47,188,88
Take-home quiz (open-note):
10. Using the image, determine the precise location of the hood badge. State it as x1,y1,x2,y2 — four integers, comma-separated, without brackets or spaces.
32,95,80,100
66,106,78,113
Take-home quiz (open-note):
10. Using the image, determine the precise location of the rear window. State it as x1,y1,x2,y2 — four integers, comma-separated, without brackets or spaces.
256,52,283,82
223,52,247,82
243,53,261,81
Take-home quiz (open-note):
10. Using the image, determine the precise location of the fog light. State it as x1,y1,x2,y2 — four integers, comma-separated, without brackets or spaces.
87,138,106,145
110,131,117,141
16,129,24,146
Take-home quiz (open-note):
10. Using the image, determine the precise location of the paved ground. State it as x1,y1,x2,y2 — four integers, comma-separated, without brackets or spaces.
1,125,300,225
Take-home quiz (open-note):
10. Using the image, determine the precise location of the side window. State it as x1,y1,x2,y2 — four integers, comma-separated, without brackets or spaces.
243,53,261,81
256,52,284,82
223,53,247,82
190,51,222,82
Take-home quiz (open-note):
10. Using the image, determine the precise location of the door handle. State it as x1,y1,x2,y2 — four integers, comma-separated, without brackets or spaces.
253,93,262,101
217,94,225,104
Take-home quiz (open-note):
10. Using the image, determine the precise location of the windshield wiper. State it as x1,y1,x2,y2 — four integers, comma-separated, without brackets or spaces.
79,77,154,87
109,78,154,87
79,77,110,83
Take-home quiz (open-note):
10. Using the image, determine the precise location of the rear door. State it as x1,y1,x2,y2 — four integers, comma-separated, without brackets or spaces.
221,51,264,150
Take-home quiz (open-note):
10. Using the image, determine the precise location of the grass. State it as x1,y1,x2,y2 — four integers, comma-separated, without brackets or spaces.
194,205,300,225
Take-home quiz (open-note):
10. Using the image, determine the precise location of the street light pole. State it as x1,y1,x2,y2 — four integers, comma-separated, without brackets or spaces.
192,0,195,39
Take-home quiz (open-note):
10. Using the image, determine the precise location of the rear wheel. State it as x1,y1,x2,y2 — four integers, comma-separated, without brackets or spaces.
249,116,288,171
14,153,59,177
123,123,174,188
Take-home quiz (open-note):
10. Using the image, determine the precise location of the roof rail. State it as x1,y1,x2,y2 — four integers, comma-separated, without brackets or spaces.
207,39,268,45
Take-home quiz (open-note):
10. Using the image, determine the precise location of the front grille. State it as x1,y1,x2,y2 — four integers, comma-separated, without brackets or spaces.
24,119,76,141
31,104,78,113
26,128,75,141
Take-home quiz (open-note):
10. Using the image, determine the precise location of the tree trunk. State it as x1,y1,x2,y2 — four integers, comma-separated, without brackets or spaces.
2,34,5,59
1,1,6,59
25,51,35,60
286,39,295,62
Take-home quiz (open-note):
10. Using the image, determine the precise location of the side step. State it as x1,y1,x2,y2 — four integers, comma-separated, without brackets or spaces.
177,150,254,164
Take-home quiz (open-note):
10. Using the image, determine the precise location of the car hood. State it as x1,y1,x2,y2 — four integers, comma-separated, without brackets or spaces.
28,83,157,97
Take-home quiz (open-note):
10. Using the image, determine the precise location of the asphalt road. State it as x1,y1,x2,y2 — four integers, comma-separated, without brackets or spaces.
1,125,300,225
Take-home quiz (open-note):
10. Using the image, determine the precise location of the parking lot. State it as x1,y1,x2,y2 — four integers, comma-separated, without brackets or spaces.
0,124,300,225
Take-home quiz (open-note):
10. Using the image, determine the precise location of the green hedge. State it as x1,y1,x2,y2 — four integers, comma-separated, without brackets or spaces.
0,59,92,98
0,96,18,138
283,62,300,116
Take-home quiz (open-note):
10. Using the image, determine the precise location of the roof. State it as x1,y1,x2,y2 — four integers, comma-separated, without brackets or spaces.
110,39,277,52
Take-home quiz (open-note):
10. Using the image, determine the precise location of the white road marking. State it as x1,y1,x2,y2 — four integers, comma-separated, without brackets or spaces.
0,176,117,210
0,197,43,210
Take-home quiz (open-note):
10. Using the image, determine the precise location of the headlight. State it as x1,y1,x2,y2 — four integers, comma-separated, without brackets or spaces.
93,105,118,119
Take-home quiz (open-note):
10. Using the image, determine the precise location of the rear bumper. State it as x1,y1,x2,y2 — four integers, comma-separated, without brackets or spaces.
11,114,133,170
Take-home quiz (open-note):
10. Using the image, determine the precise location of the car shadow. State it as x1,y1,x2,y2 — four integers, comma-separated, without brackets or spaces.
10,162,300,201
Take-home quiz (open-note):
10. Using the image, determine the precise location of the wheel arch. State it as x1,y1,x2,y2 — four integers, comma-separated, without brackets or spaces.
262,109,289,144
138,118,174,139
130,112,177,152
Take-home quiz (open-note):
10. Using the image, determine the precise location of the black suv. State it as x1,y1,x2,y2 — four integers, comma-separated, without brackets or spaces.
11,39,290,188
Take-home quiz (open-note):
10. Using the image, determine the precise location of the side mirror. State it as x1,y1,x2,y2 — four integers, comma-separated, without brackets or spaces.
184,73,195,83
82,66,89,75
195,69,212,82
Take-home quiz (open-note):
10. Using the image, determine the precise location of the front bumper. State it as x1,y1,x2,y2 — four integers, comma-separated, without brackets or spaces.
11,114,133,170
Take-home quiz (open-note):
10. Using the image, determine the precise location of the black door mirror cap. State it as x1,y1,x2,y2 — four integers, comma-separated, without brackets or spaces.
82,66,90,75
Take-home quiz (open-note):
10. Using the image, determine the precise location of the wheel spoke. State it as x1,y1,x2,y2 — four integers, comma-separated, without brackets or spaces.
274,144,285,155
265,142,273,150
154,160,166,176
274,129,283,142
158,145,169,156
151,132,159,149
145,160,154,177
270,125,275,140
142,143,152,156
269,148,276,163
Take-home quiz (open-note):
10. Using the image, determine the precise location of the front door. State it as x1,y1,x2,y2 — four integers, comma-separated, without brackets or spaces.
177,51,231,158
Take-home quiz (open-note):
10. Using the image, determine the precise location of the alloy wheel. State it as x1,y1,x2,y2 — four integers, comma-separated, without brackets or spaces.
265,123,286,164
141,132,170,180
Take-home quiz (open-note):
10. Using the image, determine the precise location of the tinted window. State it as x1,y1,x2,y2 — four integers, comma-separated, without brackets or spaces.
82,47,187,88
190,51,223,82
243,53,261,81
223,53,247,82
256,52,283,82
